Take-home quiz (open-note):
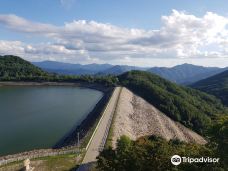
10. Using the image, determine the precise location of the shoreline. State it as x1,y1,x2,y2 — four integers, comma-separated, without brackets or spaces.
0,81,113,160
54,86,113,148
0,81,110,93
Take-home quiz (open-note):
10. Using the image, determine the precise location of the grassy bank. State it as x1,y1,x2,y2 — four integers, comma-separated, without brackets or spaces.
0,153,81,171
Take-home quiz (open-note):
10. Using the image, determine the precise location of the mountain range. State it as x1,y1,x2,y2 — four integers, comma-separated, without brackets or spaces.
32,61,112,75
148,64,227,85
33,61,227,85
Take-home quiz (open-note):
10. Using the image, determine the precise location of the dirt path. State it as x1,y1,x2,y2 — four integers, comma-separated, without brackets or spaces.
112,88,207,147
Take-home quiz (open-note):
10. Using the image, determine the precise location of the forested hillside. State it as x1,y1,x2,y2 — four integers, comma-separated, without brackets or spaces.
0,55,118,86
118,71,227,133
192,70,228,106
0,55,48,80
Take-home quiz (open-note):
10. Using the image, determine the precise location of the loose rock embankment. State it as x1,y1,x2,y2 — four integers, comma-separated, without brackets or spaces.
112,88,207,147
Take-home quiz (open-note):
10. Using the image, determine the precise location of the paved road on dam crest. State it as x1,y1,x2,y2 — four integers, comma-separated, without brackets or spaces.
77,87,121,171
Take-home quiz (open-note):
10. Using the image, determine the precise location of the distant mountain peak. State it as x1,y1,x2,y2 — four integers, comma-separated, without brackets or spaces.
148,64,225,85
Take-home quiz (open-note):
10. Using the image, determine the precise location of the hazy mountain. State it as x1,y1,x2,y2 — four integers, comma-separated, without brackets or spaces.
192,70,228,106
33,61,113,75
33,61,226,85
97,65,148,75
33,61,148,76
147,63,226,85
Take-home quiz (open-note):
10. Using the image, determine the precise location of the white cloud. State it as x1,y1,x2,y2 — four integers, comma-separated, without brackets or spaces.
0,40,24,55
0,10,228,66
0,14,57,35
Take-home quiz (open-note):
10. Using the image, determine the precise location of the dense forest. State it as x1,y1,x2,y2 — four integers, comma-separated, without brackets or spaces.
192,70,228,106
0,55,48,79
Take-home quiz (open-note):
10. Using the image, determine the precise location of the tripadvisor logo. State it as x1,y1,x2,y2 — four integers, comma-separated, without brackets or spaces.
171,155,219,166
171,155,181,165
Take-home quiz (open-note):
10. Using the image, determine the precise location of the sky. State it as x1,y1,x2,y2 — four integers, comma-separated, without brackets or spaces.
0,0,228,67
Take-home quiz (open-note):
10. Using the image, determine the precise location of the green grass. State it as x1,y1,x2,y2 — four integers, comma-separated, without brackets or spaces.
0,153,82,171
0,160,23,169
32,153,78,161
32,154,80,171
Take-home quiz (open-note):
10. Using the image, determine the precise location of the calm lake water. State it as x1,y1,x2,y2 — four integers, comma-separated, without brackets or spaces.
0,86,103,156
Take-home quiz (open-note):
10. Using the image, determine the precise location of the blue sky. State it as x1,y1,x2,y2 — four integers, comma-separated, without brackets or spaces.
1,0,227,28
0,0,228,67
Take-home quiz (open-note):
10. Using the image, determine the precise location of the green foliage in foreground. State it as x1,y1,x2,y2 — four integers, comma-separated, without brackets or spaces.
97,114,228,171
97,135,226,171
118,71,227,134
207,115,228,166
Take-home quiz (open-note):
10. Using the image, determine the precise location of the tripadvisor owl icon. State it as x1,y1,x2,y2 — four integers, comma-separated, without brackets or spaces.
171,155,181,165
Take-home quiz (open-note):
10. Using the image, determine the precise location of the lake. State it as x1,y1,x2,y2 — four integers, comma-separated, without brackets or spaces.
0,86,103,156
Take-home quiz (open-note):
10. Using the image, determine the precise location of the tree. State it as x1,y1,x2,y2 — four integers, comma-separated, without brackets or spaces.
97,135,224,171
